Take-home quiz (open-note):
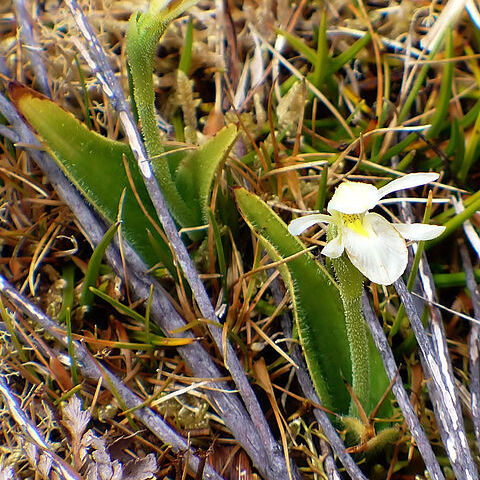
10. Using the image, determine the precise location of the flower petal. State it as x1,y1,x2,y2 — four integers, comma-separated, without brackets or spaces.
343,212,408,285
288,213,332,235
321,234,344,258
327,182,379,214
394,223,446,241
376,172,439,200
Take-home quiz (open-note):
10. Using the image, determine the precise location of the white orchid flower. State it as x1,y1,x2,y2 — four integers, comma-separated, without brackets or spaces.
288,173,446,285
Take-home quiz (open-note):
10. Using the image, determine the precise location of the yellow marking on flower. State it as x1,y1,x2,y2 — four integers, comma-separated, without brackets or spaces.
343,214,369,237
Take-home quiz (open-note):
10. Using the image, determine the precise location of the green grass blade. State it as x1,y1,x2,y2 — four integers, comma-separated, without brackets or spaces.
434,270,480,288
327,33,371,75
208,209,227,302
314,166,328,212
311,9,328,89
57,262,75,323
433,188,480,224
276,28,317,65
65,308,78,385
427,193,480,248
81,221,121,309
426,29,453,140
90,286,147,324
457,110,480,182
0,297,29,364
178,18,194,74
448,119,466,174
74,54,92,129
398,42,441,124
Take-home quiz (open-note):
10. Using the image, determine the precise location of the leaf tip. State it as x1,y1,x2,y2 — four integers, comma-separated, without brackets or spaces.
8,81,43,105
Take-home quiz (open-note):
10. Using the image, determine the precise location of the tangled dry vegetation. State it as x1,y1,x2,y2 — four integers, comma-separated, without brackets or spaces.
1,0,480,479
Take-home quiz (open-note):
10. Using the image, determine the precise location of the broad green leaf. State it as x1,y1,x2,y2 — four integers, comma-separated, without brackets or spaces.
234,187,351,413
235,188,392,417
175,125,238,223
10,84,174,273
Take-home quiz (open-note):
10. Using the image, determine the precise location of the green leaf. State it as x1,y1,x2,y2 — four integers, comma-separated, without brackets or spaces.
235,189,392,417
447,118,465,174
311,9,328,89
81,221,121,309
90,286,146,324
426,29,453,140
458,108,480,182
276,28,318,65
57,262,75,323
398,39,442,124
327,33,371,75
10,85,174,273
65,308,78,385
126,1,200,229
367,332,393,419
178,18,194,75
175,125,238,223
208,208,227,302
234,187,351,414
427,191,480,248
277,27,371,79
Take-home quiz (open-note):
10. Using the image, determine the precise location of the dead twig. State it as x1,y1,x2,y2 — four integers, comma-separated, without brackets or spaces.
0,273,224,480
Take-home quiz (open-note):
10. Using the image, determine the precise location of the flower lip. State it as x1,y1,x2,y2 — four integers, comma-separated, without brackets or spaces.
327,182,379,214
342,212,408,285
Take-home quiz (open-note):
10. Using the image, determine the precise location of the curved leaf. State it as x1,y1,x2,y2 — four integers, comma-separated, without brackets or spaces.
175,125,238,222
234,187,351,413
10,84,174,273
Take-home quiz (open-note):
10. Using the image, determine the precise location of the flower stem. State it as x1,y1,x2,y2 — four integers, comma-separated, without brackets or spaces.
331,250,370,417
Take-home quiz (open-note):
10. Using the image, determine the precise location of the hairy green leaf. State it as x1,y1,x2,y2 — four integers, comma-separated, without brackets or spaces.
235,188,392,417
234,187,351,413
175,125,238,223
10,85,174,273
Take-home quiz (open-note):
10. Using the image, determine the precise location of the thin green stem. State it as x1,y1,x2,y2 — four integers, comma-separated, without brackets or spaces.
330,235,369,416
